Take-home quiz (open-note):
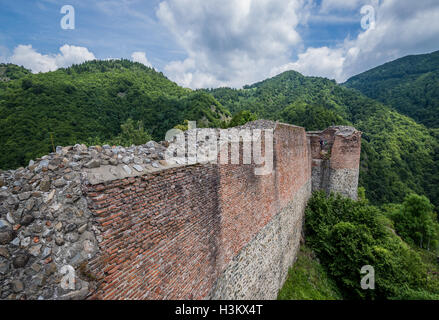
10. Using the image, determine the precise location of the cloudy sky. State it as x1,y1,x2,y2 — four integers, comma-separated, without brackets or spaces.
1,0,438,88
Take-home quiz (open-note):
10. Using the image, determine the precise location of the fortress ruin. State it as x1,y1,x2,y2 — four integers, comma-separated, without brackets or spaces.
0,120,361,300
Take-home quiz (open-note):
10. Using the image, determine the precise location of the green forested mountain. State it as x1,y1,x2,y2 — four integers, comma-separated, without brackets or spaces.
207,71,439,208
211,70,439,299
0,60,230,169
344,50,439,128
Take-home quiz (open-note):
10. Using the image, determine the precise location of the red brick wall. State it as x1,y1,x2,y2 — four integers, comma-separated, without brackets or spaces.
274,124,311,207
216,124,311,271
86,165,221,300
307,128,361,169
308,134,322,162
85,124,312,300
307,127,362,199
330,132,361,170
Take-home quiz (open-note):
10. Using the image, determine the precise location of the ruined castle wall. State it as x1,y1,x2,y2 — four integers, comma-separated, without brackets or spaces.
0,121,360,300
307,127,362,200
211,180,311,299
328,130,362,200
85,164,222,300
308,134,331,193
81,122,313,300
211,124,312,299
0,146,104,300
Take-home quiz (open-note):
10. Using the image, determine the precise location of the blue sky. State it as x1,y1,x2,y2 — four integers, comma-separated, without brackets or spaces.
1,0,439,88
0,1,182,63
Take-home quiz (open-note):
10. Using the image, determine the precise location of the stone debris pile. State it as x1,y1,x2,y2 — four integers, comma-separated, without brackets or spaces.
0,140,169,300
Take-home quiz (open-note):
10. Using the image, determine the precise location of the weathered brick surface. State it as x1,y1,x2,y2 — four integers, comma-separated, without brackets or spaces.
330,130,361,170
211,180,311,299
83,123,314,300
216,124,310,271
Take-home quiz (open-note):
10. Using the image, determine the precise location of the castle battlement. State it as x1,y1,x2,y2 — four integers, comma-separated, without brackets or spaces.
0,121,361,300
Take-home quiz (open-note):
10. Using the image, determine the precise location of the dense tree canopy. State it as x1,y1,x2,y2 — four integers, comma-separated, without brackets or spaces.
0,63,31,81
1,58,438,211
1,56,438,300
0,60,230,169
344,50,439,128
305,192,439,300
387,194,439,250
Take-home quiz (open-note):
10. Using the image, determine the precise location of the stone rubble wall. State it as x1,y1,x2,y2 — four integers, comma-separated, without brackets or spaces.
0,141,172,300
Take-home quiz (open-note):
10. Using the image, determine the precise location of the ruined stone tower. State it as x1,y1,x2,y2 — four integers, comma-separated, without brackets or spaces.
307,126,362,200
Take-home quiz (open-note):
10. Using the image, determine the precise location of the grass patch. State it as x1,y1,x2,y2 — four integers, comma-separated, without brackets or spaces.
277,245,343,300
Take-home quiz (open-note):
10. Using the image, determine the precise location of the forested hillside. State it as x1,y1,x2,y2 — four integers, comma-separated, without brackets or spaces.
1,57,438,300
0,60,230,169
288,192,439,300
344,50,439,128
207,71,439,208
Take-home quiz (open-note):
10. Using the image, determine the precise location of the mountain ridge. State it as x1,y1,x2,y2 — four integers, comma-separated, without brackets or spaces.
207,68,439,208
344,50,439,128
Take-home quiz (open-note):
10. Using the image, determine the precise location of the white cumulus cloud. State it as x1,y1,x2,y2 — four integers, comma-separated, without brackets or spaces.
270,46,346,80
131,51,152,67
320,0,368,13
8,44,96,73
157,0,439,87
4,0,439,87
157,0,312,88
278,0,439,82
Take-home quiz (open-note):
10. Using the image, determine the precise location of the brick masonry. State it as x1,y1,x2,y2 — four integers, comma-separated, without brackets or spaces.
210,124,311,299
211,180,311,299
